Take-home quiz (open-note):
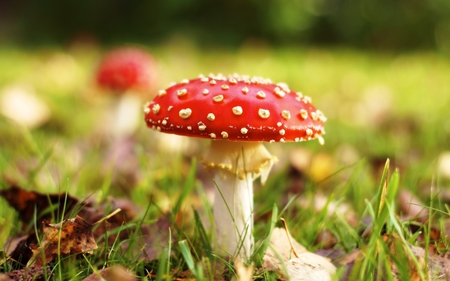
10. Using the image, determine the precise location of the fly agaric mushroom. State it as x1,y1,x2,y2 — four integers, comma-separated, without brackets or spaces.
96,47,157,137
143,74,326,261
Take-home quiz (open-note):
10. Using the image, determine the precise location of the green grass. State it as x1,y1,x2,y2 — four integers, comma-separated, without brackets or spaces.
1,43,450,280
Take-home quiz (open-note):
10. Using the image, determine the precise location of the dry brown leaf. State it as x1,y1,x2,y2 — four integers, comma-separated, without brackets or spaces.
1,183,141,252
263,227,336,281
384,234,431,281
0,184,84,226
2,266,51,281
428,246,450,280
83,265,136,281
29,216,98,266
5,234,37,266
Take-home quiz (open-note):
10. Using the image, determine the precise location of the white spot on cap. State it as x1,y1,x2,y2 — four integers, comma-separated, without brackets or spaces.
209,79,217,85
258,108,270,119
198,122,206,131
152,104,161,114
295,137,300,142
300,109,308,120
177,89,188,96
203,89,209,95
229,78,237,85
277,82,290,92
158,90,167,97
242,87,249,94
317,110,327,122
207,113,215,121
201,77,209,83
310,111,318,121
187,126,192,130
144,107,150,114
209,133,216,139
221,84,229,90
276,122,282,127
281,110,291,120
279,129,285,136
162,119,168,125
221,131,229,139
181,79,189,85
256,91,266,99
232,106,243,115
280,138,285,142
274,87,286,98
213,95,224,102
168,106,173,111
241,127,248,134
179,108,192,119
306,128,313,136
303,96,312,103
318,136,325,145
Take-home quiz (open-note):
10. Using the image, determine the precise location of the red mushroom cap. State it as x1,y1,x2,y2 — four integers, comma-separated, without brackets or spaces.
144,74,326,143
96,47,156,93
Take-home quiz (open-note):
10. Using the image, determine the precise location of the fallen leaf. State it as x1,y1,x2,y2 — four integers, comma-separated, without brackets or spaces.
1,184,137,247
0,184,84,226
83,265,136,281
384,234,431,281
5,234,37,267
29,216,98,266
428,246,450,280
2,266,51,281
284,253,337,281
263,227,336,281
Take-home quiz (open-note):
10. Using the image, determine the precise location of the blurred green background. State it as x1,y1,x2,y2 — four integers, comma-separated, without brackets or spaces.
1,0,450,51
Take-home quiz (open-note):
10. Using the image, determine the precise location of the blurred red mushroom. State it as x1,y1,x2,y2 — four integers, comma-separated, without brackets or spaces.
143,74,326,261
96,47,157,137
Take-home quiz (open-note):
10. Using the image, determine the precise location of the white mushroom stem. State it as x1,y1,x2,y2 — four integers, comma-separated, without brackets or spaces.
213,170,254,260
202,140,276,261
110,91,142,138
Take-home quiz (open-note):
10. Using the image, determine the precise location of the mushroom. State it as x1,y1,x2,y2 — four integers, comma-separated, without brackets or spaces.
96,47,157,137
143,74,326,261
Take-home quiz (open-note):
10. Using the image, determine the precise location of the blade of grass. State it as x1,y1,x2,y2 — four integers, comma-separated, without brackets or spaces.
193,209,213,259
375,158,390,219
251,203,278,264
156,227,172,281
173,158,197,217
179,239,204,280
